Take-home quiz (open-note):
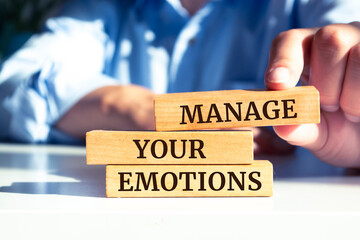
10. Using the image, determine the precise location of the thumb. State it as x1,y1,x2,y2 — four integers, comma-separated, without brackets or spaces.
266,28,325,151
273,114,327,152
265,29,316,90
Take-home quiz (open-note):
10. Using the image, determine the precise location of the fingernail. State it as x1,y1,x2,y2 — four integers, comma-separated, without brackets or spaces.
321,104,339,112
344,113,360,123
267,67,290,83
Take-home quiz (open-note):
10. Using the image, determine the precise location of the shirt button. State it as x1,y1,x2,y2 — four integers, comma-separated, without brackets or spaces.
188,37,196,45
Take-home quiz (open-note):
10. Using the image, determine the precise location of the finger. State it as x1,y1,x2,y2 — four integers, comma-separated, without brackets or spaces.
265,28,315,90
273,113,328,152
310,24,360,112
340,42,360,122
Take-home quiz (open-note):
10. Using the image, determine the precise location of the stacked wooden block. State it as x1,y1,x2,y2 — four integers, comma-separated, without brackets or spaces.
86,86,320,197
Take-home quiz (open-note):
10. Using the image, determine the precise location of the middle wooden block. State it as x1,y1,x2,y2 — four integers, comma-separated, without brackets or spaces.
86,130,253,165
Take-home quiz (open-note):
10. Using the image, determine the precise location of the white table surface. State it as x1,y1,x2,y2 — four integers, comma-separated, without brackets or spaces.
0,143,359,240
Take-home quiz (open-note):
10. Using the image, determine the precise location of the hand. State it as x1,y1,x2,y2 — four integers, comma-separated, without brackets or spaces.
218,127,295,156
100,84,155,130
265,22,360,167
56,84,155,139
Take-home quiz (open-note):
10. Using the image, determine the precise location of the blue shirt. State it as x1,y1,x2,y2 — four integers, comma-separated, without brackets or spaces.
0,0,359,143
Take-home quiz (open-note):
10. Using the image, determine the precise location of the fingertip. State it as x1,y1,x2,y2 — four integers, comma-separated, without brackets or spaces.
273,125,300,141
265,67,296,90
267,67,289,83
344,113,360,123
321,104,339,112
273,123,324,150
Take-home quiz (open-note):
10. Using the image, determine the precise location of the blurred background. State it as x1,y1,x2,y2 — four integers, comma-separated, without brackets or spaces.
0,0,64,63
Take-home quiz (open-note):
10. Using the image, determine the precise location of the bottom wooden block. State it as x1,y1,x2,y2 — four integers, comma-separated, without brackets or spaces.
106,161,273,197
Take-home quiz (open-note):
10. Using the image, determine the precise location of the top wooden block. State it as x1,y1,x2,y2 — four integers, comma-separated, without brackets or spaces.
155,86,320,131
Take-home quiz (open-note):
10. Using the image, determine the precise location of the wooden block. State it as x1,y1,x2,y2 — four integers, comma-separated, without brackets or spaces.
86,130,253,165
155,86,320,131
106,161,273,197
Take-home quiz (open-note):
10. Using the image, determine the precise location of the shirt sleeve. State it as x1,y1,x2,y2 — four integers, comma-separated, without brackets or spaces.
296,0,360,28
0,0,122,143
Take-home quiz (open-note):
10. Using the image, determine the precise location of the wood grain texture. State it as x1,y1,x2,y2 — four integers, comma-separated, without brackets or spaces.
155,86,320,131
86,130,253,165
106,161,273,197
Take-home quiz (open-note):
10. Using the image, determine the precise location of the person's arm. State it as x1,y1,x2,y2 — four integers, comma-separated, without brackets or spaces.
55,84,155,139
264,0,360,167
1,0,150,143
